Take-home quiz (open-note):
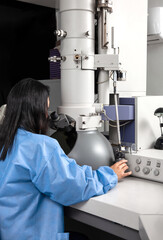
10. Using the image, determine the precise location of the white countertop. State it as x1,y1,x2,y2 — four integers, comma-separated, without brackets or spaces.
139,215,163,240
71,176,163,230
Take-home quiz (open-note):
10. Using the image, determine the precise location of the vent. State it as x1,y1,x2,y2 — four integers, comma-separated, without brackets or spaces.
147,33,163,45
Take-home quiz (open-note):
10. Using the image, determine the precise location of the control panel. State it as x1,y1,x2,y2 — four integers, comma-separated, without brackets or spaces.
125,149,163,183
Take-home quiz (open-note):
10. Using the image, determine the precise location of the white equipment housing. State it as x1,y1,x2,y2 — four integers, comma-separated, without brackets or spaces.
135,96,162,151
126,149,163,183
125,96,163,183
58,0,97,131
148,7,163,44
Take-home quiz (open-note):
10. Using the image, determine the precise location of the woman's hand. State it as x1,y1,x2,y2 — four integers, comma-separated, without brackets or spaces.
110,159,132,181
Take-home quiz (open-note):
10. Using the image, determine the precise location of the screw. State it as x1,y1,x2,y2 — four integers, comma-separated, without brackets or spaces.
85,31,90,37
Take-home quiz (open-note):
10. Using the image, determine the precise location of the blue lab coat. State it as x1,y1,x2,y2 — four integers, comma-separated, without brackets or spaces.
0,128,118,240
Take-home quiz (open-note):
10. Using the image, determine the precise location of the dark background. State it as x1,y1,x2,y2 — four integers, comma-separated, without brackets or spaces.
0,0,56,106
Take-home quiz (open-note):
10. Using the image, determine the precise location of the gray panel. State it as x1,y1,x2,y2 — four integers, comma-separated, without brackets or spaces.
65,207,141,240
139,215,163,240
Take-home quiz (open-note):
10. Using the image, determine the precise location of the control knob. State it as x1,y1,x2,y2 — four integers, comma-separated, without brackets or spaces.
135,166,140,172
143,167,150,175
136,158,141,164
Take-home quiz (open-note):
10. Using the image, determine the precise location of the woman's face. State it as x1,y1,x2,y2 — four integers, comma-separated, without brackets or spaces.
47,97,50,109
46,97,50,118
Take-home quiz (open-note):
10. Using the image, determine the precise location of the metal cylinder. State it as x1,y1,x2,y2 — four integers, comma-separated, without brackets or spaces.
58,0,96,122
97,9,114,106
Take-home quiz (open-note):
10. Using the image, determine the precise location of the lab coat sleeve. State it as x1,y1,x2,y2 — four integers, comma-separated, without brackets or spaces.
33,140,118,206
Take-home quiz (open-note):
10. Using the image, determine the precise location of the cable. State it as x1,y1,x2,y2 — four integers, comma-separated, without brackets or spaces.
109,71,113,80
102,109,131,127
97,79,108,85
109,121,132,128
96,71,114,84
102,109,116,122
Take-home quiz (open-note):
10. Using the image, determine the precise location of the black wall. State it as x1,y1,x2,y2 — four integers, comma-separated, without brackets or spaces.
0,0,56,106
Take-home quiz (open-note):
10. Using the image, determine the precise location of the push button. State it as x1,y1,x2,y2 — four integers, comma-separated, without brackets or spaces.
154,169,160,176
156,162,161,168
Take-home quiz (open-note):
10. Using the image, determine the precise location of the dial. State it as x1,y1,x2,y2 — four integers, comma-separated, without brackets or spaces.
143,167,150,175
136,158,141,164
135,166,140,172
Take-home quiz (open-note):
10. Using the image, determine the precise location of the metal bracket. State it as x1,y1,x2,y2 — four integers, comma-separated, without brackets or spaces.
78,115,102,130
94,54,120,70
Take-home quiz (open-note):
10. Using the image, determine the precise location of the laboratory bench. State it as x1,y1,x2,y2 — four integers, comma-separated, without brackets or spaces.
65,176,163,240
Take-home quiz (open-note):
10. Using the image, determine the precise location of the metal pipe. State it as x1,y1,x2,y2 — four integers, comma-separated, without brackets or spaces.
113,71,121,148
102,8,109,48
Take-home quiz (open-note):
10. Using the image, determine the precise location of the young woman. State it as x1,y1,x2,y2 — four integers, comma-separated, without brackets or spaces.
0,78,131,240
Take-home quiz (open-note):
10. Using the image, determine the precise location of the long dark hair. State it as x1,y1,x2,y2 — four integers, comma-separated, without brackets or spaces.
0,78,50,160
